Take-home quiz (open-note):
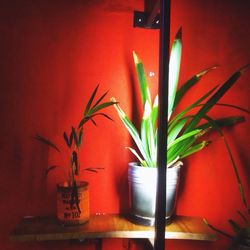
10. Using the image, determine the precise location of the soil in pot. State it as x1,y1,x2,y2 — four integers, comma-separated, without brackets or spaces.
56,181,89,225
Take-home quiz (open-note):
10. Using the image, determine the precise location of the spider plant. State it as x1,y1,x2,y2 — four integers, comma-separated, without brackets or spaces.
34,85,116,211
111,28,249,207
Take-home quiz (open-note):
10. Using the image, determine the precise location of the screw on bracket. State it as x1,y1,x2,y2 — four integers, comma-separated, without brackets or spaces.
133,11,160,29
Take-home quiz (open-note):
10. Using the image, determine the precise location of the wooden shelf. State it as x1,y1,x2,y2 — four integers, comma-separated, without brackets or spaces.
10,214,217,242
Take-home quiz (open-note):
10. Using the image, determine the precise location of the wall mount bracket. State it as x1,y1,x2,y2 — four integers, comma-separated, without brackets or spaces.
133,0,160,29
133,11,160,29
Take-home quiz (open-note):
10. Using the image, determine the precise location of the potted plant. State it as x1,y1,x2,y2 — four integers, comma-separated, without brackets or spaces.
34,85,116,225
111,28,249,226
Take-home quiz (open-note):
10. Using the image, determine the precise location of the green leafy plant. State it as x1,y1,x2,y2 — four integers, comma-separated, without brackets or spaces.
34,85,116,211
111,28,249,206
204,210,250,250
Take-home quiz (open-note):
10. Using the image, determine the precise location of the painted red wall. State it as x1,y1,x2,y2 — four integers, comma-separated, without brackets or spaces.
0,0,249,249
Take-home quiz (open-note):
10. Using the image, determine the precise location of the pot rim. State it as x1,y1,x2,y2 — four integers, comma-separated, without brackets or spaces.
57,181,89,191
128,161,183,170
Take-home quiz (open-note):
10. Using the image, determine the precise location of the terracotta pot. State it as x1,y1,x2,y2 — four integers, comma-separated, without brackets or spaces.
56,181,89,225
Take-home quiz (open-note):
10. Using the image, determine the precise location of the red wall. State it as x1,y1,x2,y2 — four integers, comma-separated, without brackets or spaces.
0,0,249,249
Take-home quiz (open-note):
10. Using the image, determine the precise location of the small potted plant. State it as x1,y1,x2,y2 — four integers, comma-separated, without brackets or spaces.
35,85,116,225
111,28,249,225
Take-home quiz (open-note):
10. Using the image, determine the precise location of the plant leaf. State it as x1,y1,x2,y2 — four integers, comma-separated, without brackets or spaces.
180,141,210,159
88,101,117,116
78,127,83,147
215,103,250,114
33,134,60,152
184,64,250,134
228,219,241,234
133,51,151,105
92,91,109,108
71,150,79,175
168,117,188,145
173,66,217,110
78,112,114,128
141,100,156,165
237,210,248,224
63,131,71,148
167,135,197,163
45,165,60,177
202,115,247,207
83,167,105,173
71,127,79,149
90,118,97,126
198,116,245,131
203,218,232,239
126,147,147,167
168,27,182,120
168,129,202,150
169,85,218,131
84,84,99,116
151,95,158,129
111,98,154,167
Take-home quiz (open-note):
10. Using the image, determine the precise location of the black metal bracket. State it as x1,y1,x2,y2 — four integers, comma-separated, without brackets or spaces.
133,11,160,29
134,11,160,29
133,0,160,29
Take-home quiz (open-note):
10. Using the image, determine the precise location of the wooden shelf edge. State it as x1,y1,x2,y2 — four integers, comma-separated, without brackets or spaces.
9,214,217,242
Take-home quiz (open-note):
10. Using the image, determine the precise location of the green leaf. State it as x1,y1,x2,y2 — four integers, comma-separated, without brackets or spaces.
202,115,247,207
198,116,245,131
167,135,198,163
112,99,154,167
184,64,250,134
78,112,114,128
93,91,108,108
169,85,218,131
141,100,156,165
78,127,83,147
133,51,151,105
180,141,210,159
203,218,233,239
151,95,158,130
71,127,79,149
168,117,188,145
215,103,250,114
173,66,217,110
168,27,182,120
90,118,97,126
228,219,241,234
33,134,60,152
168,129,202,150
237,210,248,224
63,131,71,148
141,116,150,159
84,84,99,116
45,165,60,177
88,101,117,115
126,147,147,167
92,112,114,121
82,167,104,173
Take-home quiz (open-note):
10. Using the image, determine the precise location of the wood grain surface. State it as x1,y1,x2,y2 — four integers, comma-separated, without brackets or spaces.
10,214,217,242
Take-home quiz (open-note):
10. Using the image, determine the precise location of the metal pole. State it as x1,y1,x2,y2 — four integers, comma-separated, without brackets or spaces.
154,0,170,249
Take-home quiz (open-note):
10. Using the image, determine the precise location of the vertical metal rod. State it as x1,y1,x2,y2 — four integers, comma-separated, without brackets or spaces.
154,0,170,249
